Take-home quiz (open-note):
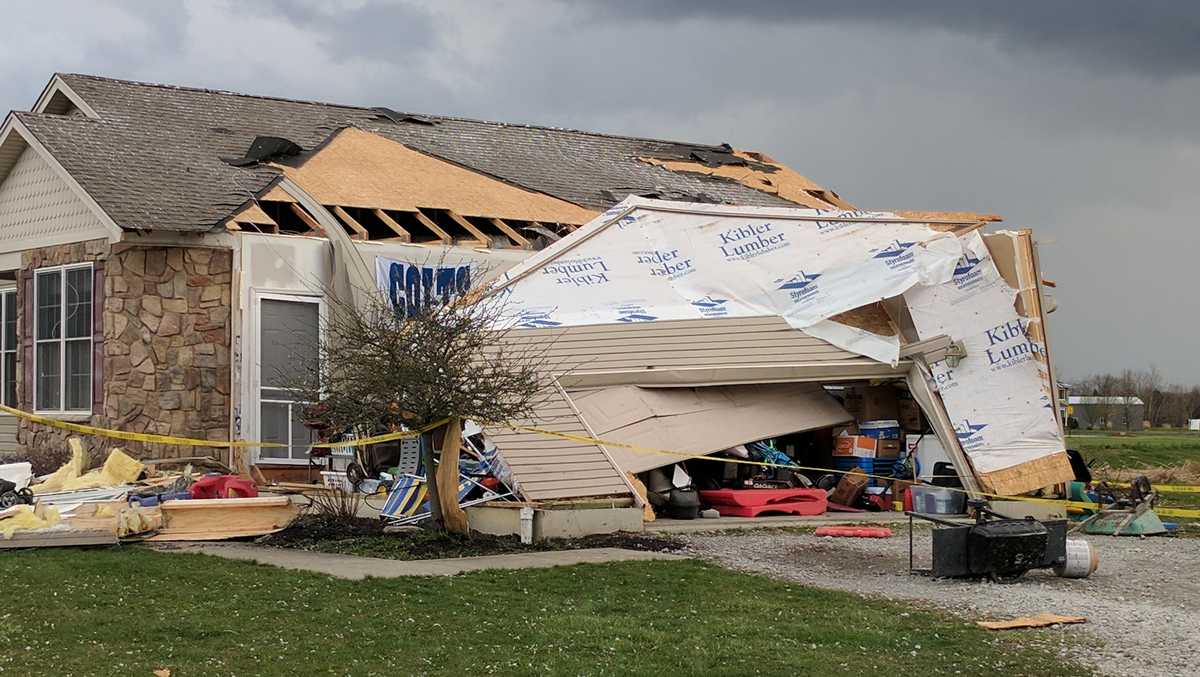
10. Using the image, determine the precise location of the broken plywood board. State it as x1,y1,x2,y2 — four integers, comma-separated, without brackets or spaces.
261,128,597,224
145,496,300,542
640,151,843,210
977,613,1086,630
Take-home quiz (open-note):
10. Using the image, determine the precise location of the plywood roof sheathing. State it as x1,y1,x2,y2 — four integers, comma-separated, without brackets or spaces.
640,152,839,209
489,217,531,247
331,205,370,240
447,210,493,247
373,208,411,242
288,202,325,237
413,209,453,244
263,127,598,224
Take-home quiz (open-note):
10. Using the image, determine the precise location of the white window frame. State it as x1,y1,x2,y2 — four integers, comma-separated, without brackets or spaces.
33,263,93,415
252,291,323,464
0,286,15,408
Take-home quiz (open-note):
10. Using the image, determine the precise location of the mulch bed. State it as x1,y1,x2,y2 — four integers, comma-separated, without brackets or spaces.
258,515,682,560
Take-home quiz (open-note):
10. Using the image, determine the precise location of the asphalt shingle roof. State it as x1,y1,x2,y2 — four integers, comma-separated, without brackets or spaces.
15,74,803,233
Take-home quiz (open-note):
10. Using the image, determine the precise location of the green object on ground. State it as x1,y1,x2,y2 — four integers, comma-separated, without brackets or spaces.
0,547,1092,677
1084,509,1168,536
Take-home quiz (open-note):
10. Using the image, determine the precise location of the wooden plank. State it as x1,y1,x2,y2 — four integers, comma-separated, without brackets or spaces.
488,217,531,247
447,210,493,247
374,209,411,242
332,205,370,240
413,209,453,243
0,529,117,549
288,202,325,236
147,496,300,541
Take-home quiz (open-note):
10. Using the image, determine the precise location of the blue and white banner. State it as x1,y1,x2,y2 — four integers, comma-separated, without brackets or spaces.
376,256,473,318
493,198,964,363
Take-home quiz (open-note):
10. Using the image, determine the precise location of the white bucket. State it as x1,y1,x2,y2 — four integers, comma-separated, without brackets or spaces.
1054,539,1099,578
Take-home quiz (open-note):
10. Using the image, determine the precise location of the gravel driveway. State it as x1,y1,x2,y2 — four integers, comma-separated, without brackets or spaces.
681,526,1198,677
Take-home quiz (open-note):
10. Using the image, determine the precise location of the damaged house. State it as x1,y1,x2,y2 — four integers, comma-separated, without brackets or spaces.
0,73,1069,513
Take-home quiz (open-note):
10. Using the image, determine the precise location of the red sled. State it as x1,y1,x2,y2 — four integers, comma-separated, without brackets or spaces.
699,488,827,517
814,526,893,538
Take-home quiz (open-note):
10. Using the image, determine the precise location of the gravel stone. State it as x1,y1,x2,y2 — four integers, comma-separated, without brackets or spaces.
682,526,1199,677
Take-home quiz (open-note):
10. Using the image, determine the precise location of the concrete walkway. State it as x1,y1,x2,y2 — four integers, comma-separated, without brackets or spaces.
148,542,686,580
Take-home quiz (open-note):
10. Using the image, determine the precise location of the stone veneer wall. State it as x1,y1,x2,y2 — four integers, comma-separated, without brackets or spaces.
16,241,233,467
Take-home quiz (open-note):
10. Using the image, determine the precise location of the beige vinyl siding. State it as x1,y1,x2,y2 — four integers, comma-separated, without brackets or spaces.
0,144,110,252
0,414,17,458
487,316,905,502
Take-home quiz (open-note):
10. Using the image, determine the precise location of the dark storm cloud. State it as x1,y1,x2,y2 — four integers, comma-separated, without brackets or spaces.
583,1,1200,78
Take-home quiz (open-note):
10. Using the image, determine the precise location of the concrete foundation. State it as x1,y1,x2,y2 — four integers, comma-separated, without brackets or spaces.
468,504,643,541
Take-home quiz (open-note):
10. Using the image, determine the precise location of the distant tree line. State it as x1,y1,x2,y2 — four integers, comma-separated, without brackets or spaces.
1072,367,1200,430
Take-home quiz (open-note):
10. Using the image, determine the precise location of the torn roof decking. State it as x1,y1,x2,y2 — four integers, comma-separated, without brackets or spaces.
488,316,910,501
12,73,832,235
257,128,598,225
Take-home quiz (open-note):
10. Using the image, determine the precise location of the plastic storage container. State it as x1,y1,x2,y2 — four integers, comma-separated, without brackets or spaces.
859,420,901,439
910,485,966,514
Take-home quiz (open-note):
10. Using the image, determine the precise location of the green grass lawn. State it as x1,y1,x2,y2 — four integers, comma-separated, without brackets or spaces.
1067,430,1200,468
0,547,1089,677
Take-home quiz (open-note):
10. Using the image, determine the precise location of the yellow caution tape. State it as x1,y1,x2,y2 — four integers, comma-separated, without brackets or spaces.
1107,482,1200,494
0,403,447,450
513,424,1200,519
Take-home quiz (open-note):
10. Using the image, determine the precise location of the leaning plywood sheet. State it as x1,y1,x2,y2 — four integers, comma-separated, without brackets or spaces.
903,231,1071,495
145,496,300,542
570,383,853,474
261,128,597,225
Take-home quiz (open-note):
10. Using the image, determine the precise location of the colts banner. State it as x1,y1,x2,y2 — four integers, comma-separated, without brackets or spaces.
376,256,472,318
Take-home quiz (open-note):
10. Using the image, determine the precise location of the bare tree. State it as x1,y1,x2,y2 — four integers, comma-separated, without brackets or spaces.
291,289,549,535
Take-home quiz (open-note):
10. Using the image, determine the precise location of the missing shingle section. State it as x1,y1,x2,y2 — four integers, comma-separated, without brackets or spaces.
222,136,303,167
600,187,725,205
370,107,437,125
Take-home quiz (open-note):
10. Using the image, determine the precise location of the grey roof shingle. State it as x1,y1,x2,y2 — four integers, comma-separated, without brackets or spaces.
17,73,806,233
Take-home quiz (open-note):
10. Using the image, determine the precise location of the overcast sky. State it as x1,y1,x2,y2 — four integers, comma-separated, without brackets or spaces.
2,1,1197,383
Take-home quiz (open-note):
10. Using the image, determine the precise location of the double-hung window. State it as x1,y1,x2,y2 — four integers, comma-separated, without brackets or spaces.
0,289,15,406
35,264,93,413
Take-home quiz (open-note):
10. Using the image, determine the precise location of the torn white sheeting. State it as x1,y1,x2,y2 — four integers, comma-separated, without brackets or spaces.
903,231,1063,475
570,383,853,474
495,198,963,363
0,462,32,490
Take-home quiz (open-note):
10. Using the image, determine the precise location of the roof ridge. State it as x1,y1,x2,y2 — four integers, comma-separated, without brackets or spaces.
56,72,735,151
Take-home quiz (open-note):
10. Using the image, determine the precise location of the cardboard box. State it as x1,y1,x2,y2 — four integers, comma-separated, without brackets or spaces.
843,385,899,422
876,439,901,459
834,435,879,458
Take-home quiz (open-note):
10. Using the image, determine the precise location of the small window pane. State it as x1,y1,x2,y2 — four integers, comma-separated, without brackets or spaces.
36,271,61,340
65,268,92,339
3,352,14,407
65,339,91,410
290,409,316,460
36,342,60,410
2,291,15,350
260,402,290,459
260,299,319,388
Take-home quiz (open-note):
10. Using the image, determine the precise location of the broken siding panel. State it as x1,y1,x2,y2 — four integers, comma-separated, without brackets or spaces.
0,145,110,253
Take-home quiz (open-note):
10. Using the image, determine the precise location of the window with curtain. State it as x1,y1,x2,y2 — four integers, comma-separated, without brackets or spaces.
34,264,92,412
1,290,15,407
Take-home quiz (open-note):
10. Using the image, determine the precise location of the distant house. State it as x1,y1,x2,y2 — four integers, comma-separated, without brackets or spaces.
1068,396,1145,431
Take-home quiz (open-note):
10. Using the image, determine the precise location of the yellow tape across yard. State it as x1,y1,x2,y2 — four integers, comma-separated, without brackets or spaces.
513,424,1200,519
0,403,445,450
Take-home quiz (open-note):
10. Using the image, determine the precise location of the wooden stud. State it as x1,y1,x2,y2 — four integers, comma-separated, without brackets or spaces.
373,208,411,242
331,206,370,240
446,210,493,247
413,209,453,244
488,217,531,247
288,202,325,236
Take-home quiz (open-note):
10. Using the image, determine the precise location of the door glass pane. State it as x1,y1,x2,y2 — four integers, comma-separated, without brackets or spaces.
65,339,91,410
2,291,15,350
260,401,289,459
260,299,319,389
3,352,15,407
65,268,92,339
290,407,316,460
36,342,60,410
36,271,61,340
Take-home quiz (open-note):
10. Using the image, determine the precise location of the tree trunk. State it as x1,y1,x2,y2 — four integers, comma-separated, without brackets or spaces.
421,430,444,530
436,417,470,535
